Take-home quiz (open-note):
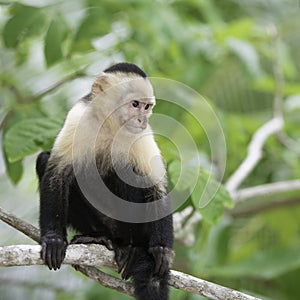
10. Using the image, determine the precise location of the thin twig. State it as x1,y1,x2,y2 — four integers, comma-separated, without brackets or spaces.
28,71,86,103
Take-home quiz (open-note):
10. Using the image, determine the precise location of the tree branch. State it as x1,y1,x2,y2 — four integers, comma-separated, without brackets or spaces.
232,179,300,203
0,207,39,242
0,207,128,295
0,244,261,300
0,207,261,300
225,116,283,193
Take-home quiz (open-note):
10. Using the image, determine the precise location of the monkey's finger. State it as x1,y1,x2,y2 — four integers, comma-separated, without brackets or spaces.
151,246,163,275
41,241,47,262
118,254,129,274
56,245,65,270
116,246,131,274
121,247,137,280
62,241,67,261
155,254,163,275
52,243,59,270
158,257,168,276
46,243,54,270
101,238,113,251
56,240,67,270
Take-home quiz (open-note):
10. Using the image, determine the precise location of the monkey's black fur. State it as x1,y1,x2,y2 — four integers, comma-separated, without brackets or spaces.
37,63,173,300
104,62,147,78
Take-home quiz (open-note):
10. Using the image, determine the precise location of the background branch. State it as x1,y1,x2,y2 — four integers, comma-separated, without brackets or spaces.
232,179,300,203
0,207,39,242
28,71,86,103
225,117,283,193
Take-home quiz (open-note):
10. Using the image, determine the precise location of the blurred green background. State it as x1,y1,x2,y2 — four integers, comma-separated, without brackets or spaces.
1,0,300,299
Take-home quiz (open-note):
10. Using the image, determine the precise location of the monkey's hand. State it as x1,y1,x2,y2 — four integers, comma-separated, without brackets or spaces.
149,246,174,276
41,232,67,271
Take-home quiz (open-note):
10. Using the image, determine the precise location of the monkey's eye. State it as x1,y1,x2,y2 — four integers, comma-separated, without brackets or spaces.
144,104,150,110
131,100,139,108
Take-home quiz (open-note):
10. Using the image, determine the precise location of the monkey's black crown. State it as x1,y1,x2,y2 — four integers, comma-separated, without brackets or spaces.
104,62,147,78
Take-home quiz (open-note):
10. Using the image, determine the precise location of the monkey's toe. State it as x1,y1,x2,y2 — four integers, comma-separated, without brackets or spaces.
149,246,174,276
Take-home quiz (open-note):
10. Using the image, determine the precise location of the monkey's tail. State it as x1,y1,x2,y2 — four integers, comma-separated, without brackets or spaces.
130,250,169,300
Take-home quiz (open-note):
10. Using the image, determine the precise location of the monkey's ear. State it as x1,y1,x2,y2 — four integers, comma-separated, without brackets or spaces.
92,75,111,97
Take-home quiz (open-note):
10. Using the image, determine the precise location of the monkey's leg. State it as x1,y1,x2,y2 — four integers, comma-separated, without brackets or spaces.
70,234,114,271
70,234,113,250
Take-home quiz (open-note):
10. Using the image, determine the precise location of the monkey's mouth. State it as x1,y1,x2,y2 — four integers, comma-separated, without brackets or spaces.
125,123,147,134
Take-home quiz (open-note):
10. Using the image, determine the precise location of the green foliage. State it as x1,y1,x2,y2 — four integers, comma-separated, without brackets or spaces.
44,19,66,66
192,170,233,224
3,117,62,163
1,0,300,299
168,160,233,224
71,7,112,52
4,155,23,185
3,4,46,48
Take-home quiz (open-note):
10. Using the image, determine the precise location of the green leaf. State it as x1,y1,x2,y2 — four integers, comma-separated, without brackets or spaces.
227,37,263,78
168,160,199,192
3,4,46,48
4,156,23,185
72,8,111,52
44,20,65,66
191,170,234,224
3,118,62,163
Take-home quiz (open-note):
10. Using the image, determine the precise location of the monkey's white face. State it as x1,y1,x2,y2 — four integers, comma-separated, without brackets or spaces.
124,98,154,133
111,77,155,134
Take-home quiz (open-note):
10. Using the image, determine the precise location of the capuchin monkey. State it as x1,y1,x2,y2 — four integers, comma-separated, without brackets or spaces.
36,63,174,300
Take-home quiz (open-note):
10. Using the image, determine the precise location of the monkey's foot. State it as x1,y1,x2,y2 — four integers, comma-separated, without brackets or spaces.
115,245,141,280
149,246,174,276
70,235,113,250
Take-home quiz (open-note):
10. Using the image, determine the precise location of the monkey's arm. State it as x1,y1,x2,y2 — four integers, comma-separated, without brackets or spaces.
37,153,71,270
149,213,174,276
